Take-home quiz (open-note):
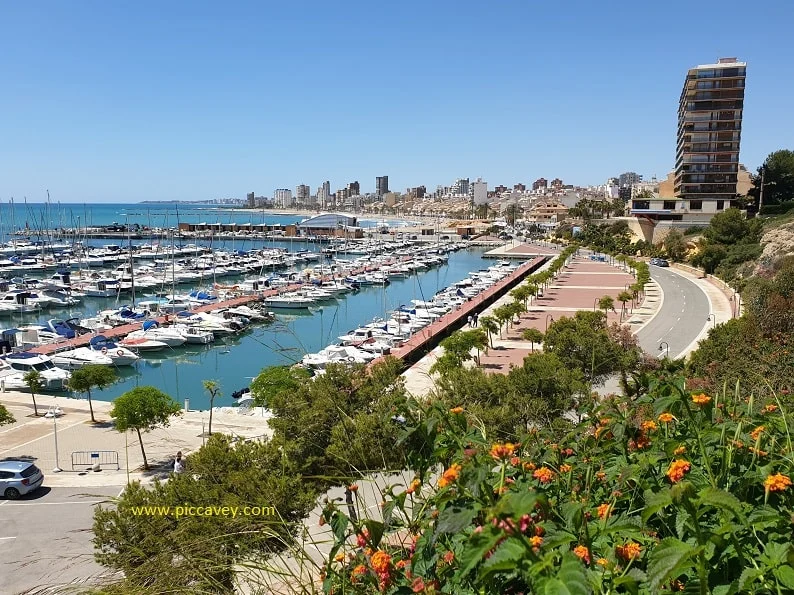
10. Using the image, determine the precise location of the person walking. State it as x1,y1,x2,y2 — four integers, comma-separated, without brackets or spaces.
173,451,185,474
467,314,473,328
473,312,479,327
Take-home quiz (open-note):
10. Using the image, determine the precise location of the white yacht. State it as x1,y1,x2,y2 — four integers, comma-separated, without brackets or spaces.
0,352,71,391
51,347,115,370
125,321,187,347
87,336,140,366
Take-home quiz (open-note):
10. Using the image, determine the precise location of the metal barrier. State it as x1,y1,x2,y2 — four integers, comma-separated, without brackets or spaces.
71,450,120,471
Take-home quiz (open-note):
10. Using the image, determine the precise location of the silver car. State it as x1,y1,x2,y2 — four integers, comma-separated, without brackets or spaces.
0,460,44,499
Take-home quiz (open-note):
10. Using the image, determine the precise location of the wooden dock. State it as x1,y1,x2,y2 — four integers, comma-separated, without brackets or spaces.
384,256,547,366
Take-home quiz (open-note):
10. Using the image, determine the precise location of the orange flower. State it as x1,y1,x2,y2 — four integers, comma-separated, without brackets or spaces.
596,557,609,567
641,420,658,432
691,393,711,406
533,466,555,484
658,412,675,423
749,447,769,457
750,426,765,441
370,550,392,575
673,445,687,456
666,459,691,483
523,461,536,471
560,464,572,473
349,484,359,492
438,463,462,488
596,503,610,519
352,564,368,580
616,541,642,561
596,471,607,481
442,550,454,564
764,404,779,413
334,552,345,563
450,406,464,414
573,545,591,564
529,536,543,548
411,577,425,593
764,473,793,492
510,456,521,466
395,559,408,570
406,478,421,495
490,442,519,460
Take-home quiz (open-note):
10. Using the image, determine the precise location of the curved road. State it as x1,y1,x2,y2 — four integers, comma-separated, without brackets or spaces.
636,266,710,359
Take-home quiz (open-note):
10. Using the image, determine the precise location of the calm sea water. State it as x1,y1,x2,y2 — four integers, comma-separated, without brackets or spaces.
5,247,490,409
0,201,413,243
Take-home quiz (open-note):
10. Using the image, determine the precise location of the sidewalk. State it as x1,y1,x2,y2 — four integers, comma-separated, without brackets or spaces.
403,249,663,396
0,390,272,488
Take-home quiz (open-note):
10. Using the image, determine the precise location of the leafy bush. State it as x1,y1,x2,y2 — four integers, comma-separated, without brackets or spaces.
319,375,794,594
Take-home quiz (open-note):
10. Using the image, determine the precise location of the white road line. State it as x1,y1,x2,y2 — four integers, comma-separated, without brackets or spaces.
0,500,8,507
0,418,87,454
0,536,17,540
3,500,106,507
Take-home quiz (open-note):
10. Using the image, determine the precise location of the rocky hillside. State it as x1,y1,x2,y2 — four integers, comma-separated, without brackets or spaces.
757,221,794,271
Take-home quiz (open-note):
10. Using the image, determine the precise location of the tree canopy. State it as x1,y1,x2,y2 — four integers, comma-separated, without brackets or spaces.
69,364,117,423
249,365,310,407
751,149,794,207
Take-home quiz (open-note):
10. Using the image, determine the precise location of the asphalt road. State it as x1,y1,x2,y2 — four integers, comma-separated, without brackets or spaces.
0,485,121,594
636,265,711,359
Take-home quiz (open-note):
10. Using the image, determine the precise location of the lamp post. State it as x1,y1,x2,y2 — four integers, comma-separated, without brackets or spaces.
707,313,716,329
545,314,554,332
659,341,669,359
593,297,600,312
52,411,62,473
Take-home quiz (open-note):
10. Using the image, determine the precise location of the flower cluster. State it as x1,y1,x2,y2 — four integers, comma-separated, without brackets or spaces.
666,459,691,483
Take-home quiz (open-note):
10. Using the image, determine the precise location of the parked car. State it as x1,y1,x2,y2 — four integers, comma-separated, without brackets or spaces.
0,460,44,499
651,258,670,267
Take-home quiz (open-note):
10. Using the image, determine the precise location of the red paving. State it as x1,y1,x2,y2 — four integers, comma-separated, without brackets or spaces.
475,254,638,374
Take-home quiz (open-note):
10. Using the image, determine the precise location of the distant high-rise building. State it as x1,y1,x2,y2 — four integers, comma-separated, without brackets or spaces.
317,181,331,208
296,184,310,205
247,192,255,208
674,57,746,216
450,178,470,195
532,178,548,191
376,176,389,196
514,183,526,192
619,172,642,187
550,178,564,190
347,181,360,196
494,185,508,194
274,189,293,208
472,178,488,205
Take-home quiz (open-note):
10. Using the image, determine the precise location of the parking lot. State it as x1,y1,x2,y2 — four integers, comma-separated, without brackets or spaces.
0,486,121,594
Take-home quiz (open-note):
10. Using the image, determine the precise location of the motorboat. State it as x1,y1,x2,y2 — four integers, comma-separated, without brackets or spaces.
0,352,71,391
87,335,140,365
174,325,215,345
263,294,314,309
51,347,115,370
118,336,169,353
301,345,375,369
125,321,186,347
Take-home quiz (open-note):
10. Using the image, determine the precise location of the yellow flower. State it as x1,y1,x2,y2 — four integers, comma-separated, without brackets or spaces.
573,545,591,564
691,393,711,406
658,412,675,423
764,473,793,493
673,445,687,456
750,426,765,441
438,463,461,488
666,459,691,483
641,420,658,432
450,406,464,414
529,536,543,548
559,464,572,473
596,503,610,519
406,478,421,495
596,557,609,567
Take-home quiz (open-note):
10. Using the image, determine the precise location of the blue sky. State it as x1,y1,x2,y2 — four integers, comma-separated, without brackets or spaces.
1,0,792,203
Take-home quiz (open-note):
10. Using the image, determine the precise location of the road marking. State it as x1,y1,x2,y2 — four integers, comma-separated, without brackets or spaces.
3,500,107,507
0,500,8,507
0,418,87,454
0,536,17,541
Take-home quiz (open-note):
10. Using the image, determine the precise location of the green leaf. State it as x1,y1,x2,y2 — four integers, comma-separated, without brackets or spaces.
738,567,762,591
561,501,584,531
479,537,526,579
436,503,477,534
748,505,782,529
457,527,503,578
493,489,539,518
646,537,698,591
675,509,689,540
542,554,589,595
330,511,348,545
775,565,794,589
642,487,673,522
762,542,790,567
697,487,746,522
363,519,384,549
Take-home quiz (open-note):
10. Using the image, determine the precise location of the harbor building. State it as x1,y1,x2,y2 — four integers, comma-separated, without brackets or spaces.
296,213,363,238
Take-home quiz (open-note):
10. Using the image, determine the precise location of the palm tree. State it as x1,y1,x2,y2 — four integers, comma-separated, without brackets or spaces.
521,328,544,352
598,295,615,316
478,316,499,349
23,369,42,417
617,290,633,320
202,380,221,436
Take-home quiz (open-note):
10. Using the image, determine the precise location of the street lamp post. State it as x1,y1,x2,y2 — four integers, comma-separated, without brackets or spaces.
593,297,599,312
659,341,669,359
707,313,716,329
52,411,62,473
545,314,554,332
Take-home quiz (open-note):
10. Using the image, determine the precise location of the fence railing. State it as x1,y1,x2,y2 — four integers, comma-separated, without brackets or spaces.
71,450,120,471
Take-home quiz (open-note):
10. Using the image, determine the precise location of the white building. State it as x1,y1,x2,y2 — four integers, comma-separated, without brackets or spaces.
450,178,470,196
317,181,331,208
274,188,294,208
472,178,488,205
604,179,620,200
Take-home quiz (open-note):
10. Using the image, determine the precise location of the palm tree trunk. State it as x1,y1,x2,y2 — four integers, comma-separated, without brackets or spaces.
31,392,38,417
136,427,149,470
88,389,96,423
208,400,214,436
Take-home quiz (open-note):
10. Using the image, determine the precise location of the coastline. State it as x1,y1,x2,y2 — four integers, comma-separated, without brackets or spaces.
195,206,450,225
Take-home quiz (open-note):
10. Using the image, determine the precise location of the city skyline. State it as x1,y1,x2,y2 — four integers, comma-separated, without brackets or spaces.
1,1,793,203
